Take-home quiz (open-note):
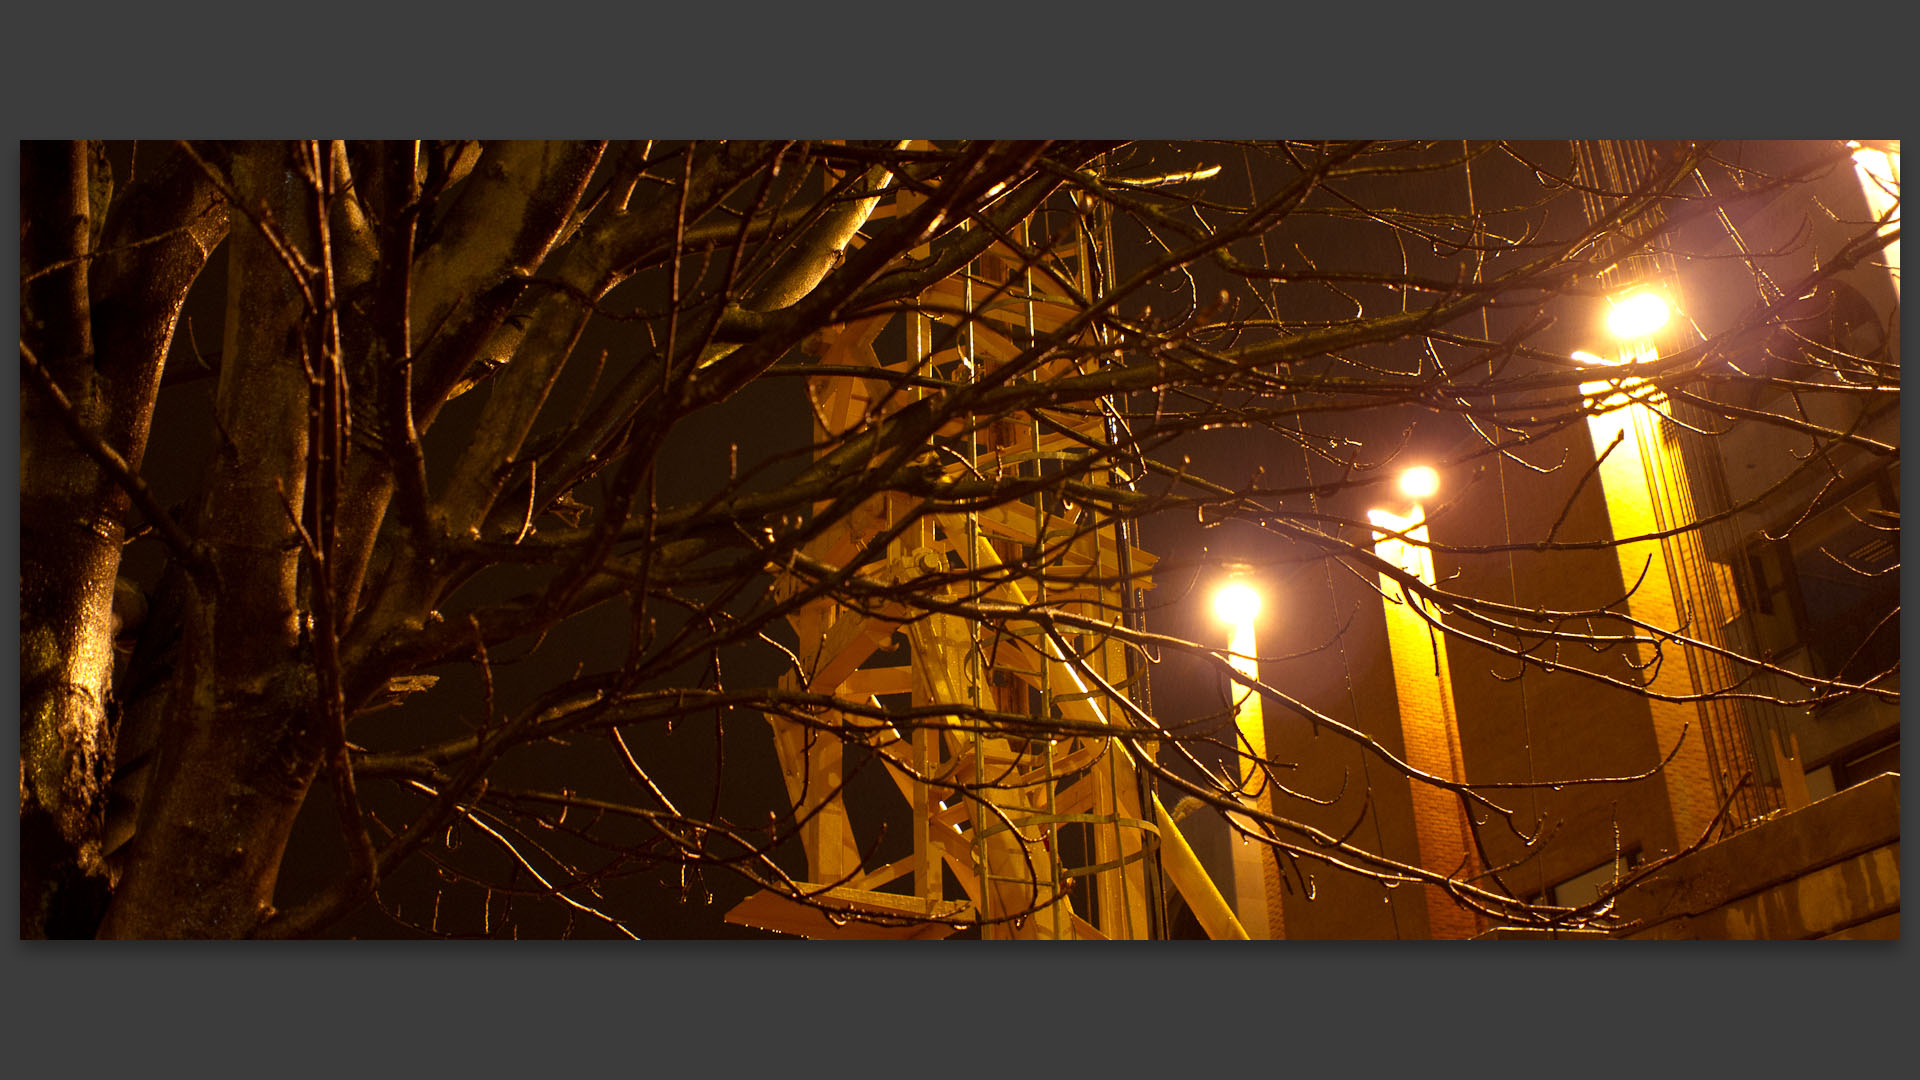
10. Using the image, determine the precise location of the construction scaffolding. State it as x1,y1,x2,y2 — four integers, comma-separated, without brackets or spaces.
724,173,1231,939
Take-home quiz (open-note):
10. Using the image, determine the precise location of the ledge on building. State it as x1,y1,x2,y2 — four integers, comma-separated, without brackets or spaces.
1475,773,1899,941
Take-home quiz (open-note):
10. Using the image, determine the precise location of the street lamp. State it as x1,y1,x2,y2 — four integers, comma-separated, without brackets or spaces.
1212,578,1261,686
1605,290,1671,341
1579,288,1678,415
1368,465,1438,586
1212,581,1262,628
1211,573,1272,938
1847,141,1899,299
1398,465,1440,500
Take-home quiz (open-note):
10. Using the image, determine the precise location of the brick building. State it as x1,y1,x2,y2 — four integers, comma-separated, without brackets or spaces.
1163,141,1900,940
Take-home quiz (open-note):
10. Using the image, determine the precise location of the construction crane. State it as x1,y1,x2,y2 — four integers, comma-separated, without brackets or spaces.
724,168,1241,939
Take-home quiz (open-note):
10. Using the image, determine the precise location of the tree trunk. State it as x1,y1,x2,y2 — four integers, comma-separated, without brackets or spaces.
21,141,230,937
20,141,120,937
98,142,323,938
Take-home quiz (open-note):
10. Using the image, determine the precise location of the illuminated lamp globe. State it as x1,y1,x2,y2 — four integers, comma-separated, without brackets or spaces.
1213,582,1262,625
1399,466,1440,500
1606,292,1670,340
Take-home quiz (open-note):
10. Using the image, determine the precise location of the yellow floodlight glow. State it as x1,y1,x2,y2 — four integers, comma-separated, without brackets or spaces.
1399,466,1440,500
1213,582,1262,626
1570,350,1618,367
1368,507,1433,587
1850,142,1900,214
1848,141,1899,299
1212,575,1271,937
1606,292,1670,340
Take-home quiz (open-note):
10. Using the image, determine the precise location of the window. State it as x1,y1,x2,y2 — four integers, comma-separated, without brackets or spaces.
1737,537,1804,664
1547,850,1645,907
1836,738,1900,788
1732,467,1899,684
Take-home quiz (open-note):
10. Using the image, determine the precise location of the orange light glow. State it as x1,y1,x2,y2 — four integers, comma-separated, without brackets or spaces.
1849,141,1900,298
1213,582,1262,625
1399,466,1440,500
1606,292,1670,340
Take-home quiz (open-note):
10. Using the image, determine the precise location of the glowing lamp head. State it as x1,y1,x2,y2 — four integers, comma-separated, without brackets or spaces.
1213,582,1262,625
1606,292,1671,340
1398,466,1440,500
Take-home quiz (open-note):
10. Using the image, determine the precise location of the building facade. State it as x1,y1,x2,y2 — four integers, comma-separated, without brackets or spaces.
1169,140,1900,940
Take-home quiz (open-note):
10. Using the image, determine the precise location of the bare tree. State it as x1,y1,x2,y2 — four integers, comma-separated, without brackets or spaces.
19,140,1897,938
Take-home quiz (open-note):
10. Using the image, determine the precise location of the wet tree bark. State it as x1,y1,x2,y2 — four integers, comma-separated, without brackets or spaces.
98,143,319,938
20,140,227,936
20,140,118,936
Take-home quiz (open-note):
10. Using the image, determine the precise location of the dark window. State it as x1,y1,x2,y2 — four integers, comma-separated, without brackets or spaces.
1546,850,1645,907
1836,739,1900,788
1787,475,1900,682
1733,468,1899,683
1738,538,1802,660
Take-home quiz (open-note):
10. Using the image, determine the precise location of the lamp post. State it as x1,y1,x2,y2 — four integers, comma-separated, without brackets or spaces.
1213,576,1276,938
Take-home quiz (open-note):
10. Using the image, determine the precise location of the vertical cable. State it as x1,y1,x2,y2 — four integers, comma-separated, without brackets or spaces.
1294,414,1406,938
1466,141,1547,903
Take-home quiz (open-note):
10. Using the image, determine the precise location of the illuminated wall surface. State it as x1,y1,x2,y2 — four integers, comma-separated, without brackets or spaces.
1215,588,1281,938
1368,508,1477,938
1851,143,1900,296
1580,359,1721,848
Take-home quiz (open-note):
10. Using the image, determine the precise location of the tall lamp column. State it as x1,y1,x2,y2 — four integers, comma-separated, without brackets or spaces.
1214,580,1279,939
